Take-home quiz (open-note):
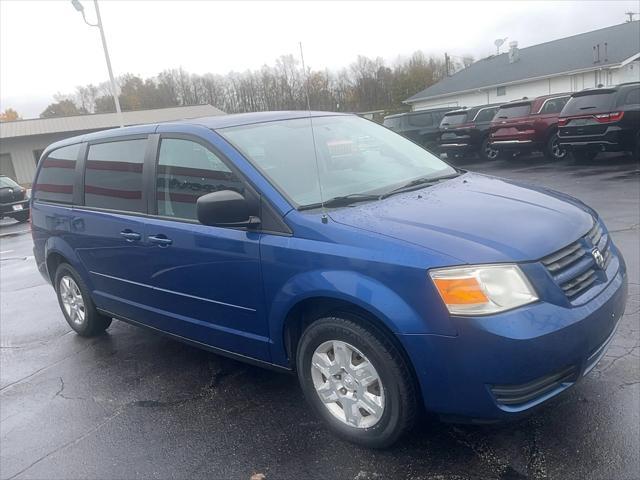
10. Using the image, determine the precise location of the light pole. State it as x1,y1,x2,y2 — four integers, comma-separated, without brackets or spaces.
71,0,124,127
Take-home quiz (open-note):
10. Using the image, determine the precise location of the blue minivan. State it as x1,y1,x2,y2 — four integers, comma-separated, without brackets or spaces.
31,111,627,447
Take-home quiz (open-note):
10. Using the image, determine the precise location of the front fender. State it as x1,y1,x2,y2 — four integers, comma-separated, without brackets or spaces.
267,269,450,366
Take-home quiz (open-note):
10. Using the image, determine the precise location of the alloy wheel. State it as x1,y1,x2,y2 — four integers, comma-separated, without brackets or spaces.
310,340,385,428
485,143,499,160
551,136,567,159
59,276,86,326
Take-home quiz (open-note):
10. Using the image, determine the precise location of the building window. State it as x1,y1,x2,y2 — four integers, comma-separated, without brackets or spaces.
496,86,506,96
33,149,44,165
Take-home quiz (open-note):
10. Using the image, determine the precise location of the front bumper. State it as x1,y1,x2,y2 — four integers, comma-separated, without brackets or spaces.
398,261,628,421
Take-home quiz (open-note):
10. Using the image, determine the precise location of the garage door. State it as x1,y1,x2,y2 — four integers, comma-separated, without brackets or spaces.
0,153,17,181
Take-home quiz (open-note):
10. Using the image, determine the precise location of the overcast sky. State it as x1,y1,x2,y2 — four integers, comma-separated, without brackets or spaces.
1,0,637,118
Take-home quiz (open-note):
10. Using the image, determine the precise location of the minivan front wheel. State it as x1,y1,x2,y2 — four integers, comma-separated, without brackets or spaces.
54,263,112,337
297,315,417,448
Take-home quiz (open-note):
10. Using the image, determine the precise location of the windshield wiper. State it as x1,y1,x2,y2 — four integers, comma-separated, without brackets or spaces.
298,193,380,210
380,172,461,199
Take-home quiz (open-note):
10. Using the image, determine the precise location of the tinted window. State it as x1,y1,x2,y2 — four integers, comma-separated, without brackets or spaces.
474,107,499,123
383,117,402,130
407,112,432,127
156,139,242,220
540,97,569,114
34,144,79,204
85,139,146,212
495,104,531,119
563,92,615,115
440,112,468,127
497,86,506,96
621,88,640,106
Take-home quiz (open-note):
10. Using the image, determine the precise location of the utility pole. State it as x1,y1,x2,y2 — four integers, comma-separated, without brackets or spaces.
444,53,450,77
625,11,638,22
71,0,124,127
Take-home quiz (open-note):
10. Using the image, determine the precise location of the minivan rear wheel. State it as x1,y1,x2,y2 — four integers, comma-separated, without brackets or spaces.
54,263,112,337
296,315,417,448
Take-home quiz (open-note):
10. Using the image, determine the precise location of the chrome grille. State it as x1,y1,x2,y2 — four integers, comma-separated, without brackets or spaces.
541,221,610,299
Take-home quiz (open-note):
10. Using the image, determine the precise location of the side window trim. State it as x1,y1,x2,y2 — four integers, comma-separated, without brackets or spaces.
74,142,88,206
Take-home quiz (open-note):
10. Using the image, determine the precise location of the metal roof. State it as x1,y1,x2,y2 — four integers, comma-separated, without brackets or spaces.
0,104,224,139
405,21,640,104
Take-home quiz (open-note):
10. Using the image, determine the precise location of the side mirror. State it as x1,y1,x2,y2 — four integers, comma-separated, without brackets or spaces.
196,190,260,228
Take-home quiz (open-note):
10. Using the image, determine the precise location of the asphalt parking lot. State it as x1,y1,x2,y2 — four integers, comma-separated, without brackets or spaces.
1,153,639,480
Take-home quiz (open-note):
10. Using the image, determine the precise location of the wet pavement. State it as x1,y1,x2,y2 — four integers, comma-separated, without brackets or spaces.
1,153,639,480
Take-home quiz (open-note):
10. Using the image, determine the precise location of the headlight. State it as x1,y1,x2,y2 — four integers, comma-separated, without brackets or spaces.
429,264,538,315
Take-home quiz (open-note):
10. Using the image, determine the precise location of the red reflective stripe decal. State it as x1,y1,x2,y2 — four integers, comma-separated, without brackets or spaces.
86,160,143,173
157,191,200,203
157,165,234,180
34,184,73,193
41,159,76,169
85,185,142,199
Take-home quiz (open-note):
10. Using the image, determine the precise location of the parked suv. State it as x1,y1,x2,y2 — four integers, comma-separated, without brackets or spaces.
558,82,640,160
489,93,571,160
383,107,456,151
438,103,503,160
32,112,627,448
0,175,29,222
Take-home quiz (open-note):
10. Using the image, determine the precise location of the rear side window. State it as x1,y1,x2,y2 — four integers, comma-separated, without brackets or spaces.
539,97,569,114
407,112,433,127
383,117,402,130
563,92,615,115
440,112,467,127
34,144,79,204
84,139,147,212
495,104,531,119
620,88,640,106
474,107,499,123
156,138,243,220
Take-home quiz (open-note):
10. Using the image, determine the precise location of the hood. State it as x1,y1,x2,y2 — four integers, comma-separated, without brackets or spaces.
329,173,594,264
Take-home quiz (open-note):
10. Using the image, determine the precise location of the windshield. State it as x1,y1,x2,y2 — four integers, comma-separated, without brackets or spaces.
0,176,20,188
562,92,615,115
219,115,456,208
440,112,468,127
495,104,531,119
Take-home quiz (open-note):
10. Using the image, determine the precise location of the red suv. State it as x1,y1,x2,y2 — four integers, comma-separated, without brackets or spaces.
489,93,571,160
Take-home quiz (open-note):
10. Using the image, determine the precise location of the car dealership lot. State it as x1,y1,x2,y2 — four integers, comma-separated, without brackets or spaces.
1,154,638,480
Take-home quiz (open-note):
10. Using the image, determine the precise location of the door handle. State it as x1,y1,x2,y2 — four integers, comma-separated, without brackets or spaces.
120,230,141,242
148,234,172,247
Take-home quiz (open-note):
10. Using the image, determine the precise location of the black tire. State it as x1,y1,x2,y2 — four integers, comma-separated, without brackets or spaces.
54,263,112,337
545,132,568,160
296,315,417,448
14,211,29,223
571,149,598,161
633,134,640,160
480,137,499,161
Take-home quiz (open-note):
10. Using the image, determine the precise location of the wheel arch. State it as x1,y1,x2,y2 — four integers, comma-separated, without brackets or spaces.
281,295,424,406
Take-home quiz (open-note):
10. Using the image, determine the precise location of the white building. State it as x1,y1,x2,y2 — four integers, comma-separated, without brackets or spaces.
405,21,640,111
0,104,225,185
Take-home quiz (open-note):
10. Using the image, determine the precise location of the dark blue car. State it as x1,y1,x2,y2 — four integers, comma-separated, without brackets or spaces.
31,111,627,448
